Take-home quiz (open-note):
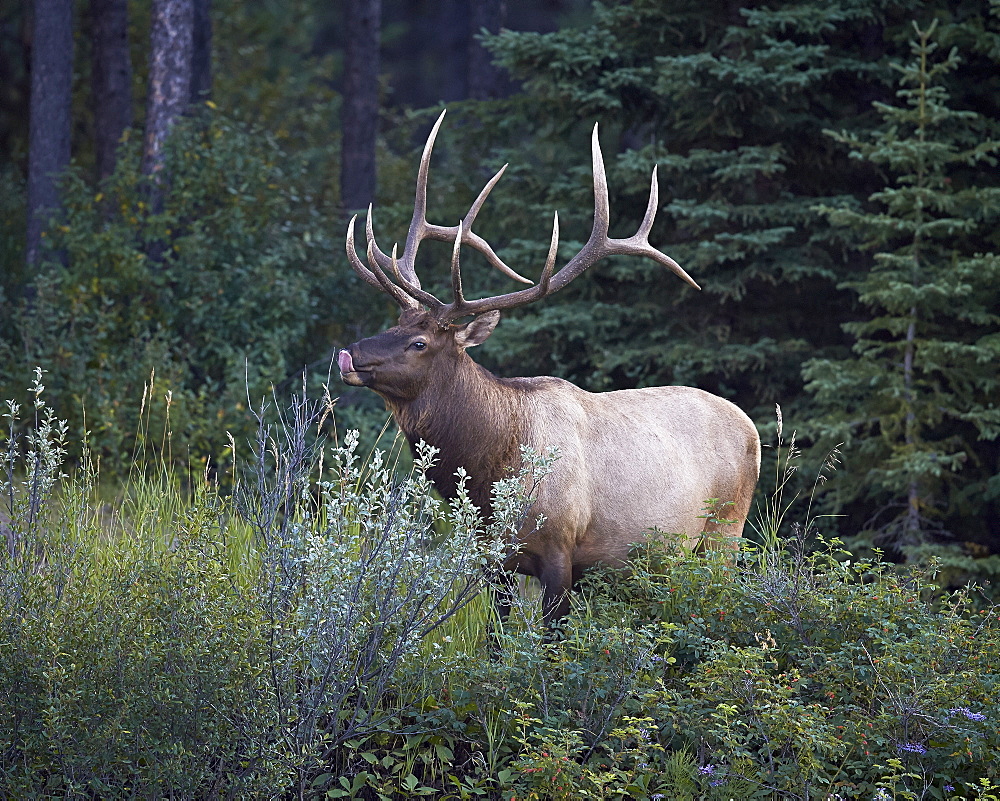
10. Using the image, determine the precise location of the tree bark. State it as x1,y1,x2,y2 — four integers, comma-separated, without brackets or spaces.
142,0,194,180
190,0,211,103
90,0,133,183
340,0,381,215
438,0,468,101
26,0,74,268
467,0,507,100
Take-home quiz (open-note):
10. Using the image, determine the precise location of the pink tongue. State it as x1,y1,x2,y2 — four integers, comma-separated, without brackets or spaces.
338,350,354,373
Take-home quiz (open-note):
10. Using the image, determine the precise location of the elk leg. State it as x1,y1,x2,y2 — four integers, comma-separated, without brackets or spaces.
539,555,573,625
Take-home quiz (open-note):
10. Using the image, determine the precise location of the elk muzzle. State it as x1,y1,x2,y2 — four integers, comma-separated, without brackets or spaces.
338,348,370,387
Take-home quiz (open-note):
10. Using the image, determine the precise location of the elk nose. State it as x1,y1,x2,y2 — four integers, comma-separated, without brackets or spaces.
338,350,354,374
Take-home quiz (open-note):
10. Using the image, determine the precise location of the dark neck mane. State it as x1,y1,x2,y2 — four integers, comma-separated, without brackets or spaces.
386,354,526,515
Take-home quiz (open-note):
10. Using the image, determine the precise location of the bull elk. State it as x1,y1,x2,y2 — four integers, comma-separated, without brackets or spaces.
338,110,760,622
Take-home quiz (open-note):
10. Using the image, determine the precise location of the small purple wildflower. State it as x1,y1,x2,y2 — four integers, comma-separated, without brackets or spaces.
897,742,927,755
944,786,955,794
698,764,716,775
710,779,727,787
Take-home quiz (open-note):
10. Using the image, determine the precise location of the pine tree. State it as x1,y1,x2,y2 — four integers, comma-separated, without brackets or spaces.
803,21,1000,549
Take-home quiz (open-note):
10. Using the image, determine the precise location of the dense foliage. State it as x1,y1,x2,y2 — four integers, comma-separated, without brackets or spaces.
2,386,998,799
3,109,368,475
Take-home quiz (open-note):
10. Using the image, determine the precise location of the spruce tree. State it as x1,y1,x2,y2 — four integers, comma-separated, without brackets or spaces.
803,21,1000,548
435,0,928,422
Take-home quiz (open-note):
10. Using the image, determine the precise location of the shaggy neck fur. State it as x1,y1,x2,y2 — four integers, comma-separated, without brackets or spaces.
385,351,526,517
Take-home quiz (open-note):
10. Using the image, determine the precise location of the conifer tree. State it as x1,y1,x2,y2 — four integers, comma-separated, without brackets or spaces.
450,0,928,420
803,21,1000,548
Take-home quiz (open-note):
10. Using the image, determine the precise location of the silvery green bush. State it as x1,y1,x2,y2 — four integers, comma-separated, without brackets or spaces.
230,388,554,794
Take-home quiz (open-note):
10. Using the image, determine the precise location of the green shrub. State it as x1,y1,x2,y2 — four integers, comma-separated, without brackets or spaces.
399,426,1000,801
449,527,997,801
3,108,371,479
231,389,548,796
0,374,541,798
1,374,283,796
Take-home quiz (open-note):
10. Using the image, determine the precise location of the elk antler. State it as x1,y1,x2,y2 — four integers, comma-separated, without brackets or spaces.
345,110,699,324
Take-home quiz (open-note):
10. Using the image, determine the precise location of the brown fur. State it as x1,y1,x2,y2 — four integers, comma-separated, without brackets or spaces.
342,309,761,622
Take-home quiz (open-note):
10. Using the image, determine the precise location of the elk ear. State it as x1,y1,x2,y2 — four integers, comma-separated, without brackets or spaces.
454,310,500,349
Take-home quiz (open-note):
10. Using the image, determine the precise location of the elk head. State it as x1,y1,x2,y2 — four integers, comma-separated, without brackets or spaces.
338,308,499,404
340,109,700,393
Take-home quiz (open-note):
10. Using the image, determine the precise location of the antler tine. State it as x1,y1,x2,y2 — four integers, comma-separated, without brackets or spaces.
346,214,383,292
639,166,659,237
590,122,612,241
360,109,452,286
414,161,534,286
363,203,396,276
615,165,700,289
539,210,559,292
435,210,561,324
450,220,466,307
373,110,533,291
389,244,444,312
621,165,699,288
465,164,506,228
365,237,419,309
391,109,450,288
454,164,533,286
358,203,444,310
348,213,424,309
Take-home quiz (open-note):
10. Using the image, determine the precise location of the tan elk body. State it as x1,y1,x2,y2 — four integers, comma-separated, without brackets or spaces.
339,111,760,622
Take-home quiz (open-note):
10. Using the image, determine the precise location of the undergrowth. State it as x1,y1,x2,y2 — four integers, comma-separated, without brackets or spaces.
1,374,997,799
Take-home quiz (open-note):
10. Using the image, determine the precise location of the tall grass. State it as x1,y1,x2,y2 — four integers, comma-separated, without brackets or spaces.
749,404,842,550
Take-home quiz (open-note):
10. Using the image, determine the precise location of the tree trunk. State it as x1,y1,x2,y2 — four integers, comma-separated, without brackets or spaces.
438,0,468,101
26,0,74,268
90,0,133,183
0,10,32,169
142,0,194,181
467,0,506,100
340,0,380,215
903,311,920,541
190,0,211,103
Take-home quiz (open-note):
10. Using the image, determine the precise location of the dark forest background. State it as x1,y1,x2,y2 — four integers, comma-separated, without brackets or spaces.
1,0,998,572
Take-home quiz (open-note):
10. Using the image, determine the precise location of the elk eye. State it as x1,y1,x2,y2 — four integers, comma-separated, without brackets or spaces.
409,341,427,351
